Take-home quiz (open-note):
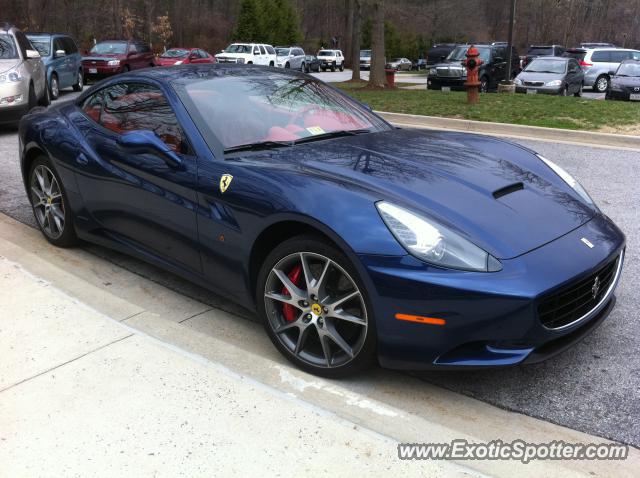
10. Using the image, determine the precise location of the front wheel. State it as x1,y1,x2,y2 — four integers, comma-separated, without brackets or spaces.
480,76,489,93
285,62,290,69
72,69,84,91
257,235,376,378
330,63,336,72
49,74,60,100
28,156,78,247
339,62,344,72
269,61,274,67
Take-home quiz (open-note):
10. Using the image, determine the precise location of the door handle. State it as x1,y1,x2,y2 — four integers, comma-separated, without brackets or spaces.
76,152,88,165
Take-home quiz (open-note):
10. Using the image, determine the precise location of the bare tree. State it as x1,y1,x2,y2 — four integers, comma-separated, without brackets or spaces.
350,0,362,80
368,0,386,88
344,0,354,67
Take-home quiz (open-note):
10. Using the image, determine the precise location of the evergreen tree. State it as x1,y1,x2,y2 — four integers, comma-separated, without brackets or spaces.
233,0,262,42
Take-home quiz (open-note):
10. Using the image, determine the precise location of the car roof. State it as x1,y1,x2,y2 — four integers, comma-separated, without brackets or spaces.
26,32,71,37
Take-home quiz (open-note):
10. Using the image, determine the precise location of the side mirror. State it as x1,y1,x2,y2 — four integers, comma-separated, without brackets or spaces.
608,70,616,76
54,49,66,58
117,130,183,169
26,49,41,59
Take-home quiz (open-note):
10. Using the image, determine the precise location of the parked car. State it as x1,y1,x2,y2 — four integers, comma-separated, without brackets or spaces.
580,42,617,49
317,49,344,71
82,40,154,81
386,58,412,71
154,48,215,67
515,57,583,96
565,47,640,92
359,49,371,70
215,43,276,66
428,44,520,92
412,58,427,70
26,33,83,99
522,45,565,70
606,59,640,101
275,46,305,70
19,65,625,377
426,44,458,66
0,24,48,126
303,55,320,73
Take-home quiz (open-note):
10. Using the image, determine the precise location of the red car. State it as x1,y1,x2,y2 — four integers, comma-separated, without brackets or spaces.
154,48,216,66
82,40,155,80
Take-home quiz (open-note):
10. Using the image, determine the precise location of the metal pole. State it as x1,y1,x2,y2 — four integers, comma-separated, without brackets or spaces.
506,0,517,82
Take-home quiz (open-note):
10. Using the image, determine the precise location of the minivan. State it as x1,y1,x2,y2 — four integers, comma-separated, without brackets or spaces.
27,33,83,99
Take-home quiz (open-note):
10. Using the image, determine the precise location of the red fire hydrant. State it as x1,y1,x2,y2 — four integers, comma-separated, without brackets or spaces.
385,68,396,88
462,45,483,105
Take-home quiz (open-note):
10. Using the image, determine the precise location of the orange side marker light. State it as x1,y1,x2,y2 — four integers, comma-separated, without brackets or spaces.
395,313,446,326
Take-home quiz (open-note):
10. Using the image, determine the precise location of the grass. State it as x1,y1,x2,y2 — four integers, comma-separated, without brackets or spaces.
335,83,640,133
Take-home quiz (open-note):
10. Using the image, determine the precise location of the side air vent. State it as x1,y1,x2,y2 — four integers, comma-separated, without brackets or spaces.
493,182,524,199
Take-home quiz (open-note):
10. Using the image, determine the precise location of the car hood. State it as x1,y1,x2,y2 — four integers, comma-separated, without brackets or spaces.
242,129,596,259
82,54,124,61
0,59,21,74
612,76,640,86
518,71,564,81
431,60,465,69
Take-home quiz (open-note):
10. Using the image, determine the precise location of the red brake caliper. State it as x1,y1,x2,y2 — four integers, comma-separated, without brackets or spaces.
282,264,303,322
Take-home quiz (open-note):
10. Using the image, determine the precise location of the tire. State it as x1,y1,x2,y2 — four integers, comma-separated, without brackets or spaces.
28,155,78,247
339,62,344,72
248,61,253,65
574,84,582,97
38,81,50,107
123,65,130,72
49,73,59,100
301,62,306,72
269,61,274,67
28,83,37,110
285,62,290,69
257,235,376,378
561,85,568,96
72,69,84,92
331,62,336,72
594,75,609,93
480,76,489,93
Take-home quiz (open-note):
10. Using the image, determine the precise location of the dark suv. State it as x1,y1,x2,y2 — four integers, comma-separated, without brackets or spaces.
427,44,520,92
427,44,458,66
522,44,565,69
82,40,154,81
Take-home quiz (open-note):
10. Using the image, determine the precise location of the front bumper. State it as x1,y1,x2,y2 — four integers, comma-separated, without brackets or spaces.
82,64,122,78
0,81,29,124
427,77,467,91
516,85,564,95
361,213,625,370
606,88,640,101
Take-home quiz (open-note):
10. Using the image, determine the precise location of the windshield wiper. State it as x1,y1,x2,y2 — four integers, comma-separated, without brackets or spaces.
526,70,560,74
293,129,372,145
224,140,294,153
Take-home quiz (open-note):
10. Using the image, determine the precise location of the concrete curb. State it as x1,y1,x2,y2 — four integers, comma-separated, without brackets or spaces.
377,111,640,150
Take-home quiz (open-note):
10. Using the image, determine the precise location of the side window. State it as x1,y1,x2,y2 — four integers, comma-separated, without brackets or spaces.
259,45,266,55
81,91,104,123
591,51,611,62
265,45,275,55
610,50,631,62
53,38,65,54
569,59,579,71
632,51,640,60
139,43,150,53
128,43,138,54
91,83,189,154
14,31,32,57
66,37,78,54
253,46,260,55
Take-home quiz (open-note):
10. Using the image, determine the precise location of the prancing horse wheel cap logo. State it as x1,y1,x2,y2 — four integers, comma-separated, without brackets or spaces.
219,174,233,193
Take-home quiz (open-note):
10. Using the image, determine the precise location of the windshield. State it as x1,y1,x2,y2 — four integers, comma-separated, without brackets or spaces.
0,34,18,59
174,74,390,150
161,48,189,58
527,47,554,56
360,50,371,58
616,63,640,77
525,58,567,74
90,42,127,55
225,44,251,54
27,37,51,56
446,46,490,63
276,48,291,57
318,51,334,57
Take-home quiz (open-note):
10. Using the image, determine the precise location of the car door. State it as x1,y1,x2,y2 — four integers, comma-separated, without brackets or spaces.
74,82,202,273
54,37,73,86
15,30,46,96
127,43,143,69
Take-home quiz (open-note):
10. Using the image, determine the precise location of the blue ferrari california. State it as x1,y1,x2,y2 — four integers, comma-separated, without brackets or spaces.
19,65,625,377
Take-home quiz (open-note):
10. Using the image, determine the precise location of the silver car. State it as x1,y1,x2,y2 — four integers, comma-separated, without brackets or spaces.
275,46,306,70
566,47,640,92
1,24,48,125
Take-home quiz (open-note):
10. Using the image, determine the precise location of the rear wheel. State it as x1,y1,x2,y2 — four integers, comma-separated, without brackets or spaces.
285,62,290,69
123,65,130,72
269,61,274,67
72,69,83,91
257,235,376,378
28,156,78,247
301,62,306,72
28,83,37,110
331,62,336,72
594,75,609,93
480,76,489,93
49,73,59,100
339,62,344,72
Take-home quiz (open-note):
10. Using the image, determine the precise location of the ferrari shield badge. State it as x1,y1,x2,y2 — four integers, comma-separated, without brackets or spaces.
220,174,233,193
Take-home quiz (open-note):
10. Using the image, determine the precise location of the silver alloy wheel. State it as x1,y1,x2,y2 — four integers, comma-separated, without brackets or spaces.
596,76,609,92
30,165,65,239
77,71,83,88
264,252,368,368
50,76,59,98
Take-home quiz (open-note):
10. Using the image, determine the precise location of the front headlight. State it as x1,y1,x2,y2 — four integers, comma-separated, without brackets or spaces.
0,70,23,83
376,202,502,272
545,79,562,87
107,59,120,66
174,60,183,65
428,68,436,76
514,78,522,86
537,155,595,206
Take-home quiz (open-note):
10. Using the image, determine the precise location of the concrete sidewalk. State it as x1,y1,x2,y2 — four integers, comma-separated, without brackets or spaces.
0,256,466,477
0,213,638,477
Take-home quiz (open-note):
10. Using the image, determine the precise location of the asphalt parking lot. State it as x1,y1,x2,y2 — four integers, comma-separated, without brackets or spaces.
0,88,637,448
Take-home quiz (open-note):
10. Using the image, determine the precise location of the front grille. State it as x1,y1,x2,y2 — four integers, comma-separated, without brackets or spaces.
524,81,545,87
436,67,463,78
538,254,621,329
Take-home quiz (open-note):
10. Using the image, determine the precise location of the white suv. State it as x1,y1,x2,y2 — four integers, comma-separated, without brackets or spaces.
318,49,344,72
216,43,277,66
